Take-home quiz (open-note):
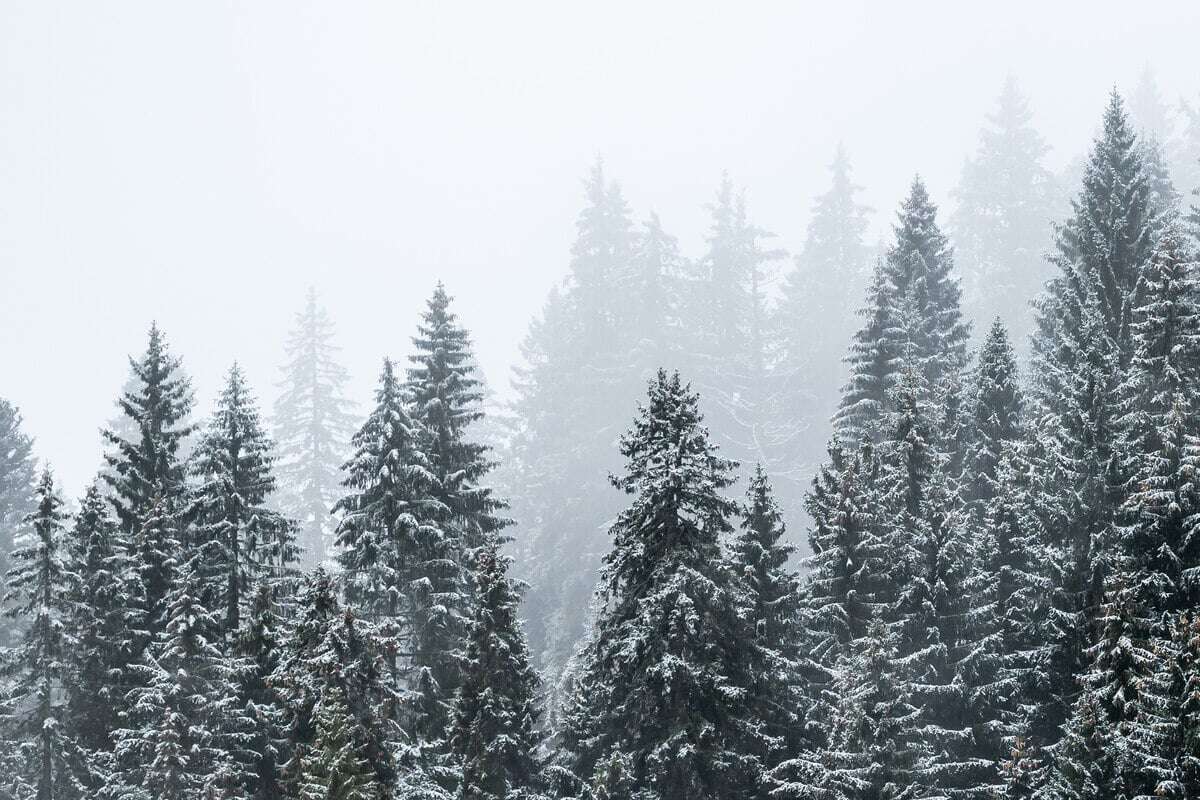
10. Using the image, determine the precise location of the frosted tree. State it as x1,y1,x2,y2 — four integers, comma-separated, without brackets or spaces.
836,178,970,441
231,582,289,800
505,161,639,697
725,466,811,788
191,363,298,636
274,288,357,566
335,358,468,757
961,318,1024,518
110,522,253,799
0,397,36,645
683,173,785,474
450,543,544,800
774,146,872,516
62,484,141,757
1029,92,1168,739
101,323,195,635
951,77,1059,349
271,569,407,799
405,282,509,555
557,371,753,799
0,471,89,799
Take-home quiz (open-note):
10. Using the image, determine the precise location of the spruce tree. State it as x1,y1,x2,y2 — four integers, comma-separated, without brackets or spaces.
0,471,88,800
232,582,289,800
774,146,872,511
450,543,544,800
505,161,638,701
961,318,1024,518
110,533,253,799
684,174,785,474
0,397,36,644
101,323,195,635
335,358,467,752
191,363,298,636
836,178,970,440
270,568,406,799
62,484,140,757
274,287,357,566
405,282,509,554
558,370,752,799
951,77,1059,348
726,466,809,788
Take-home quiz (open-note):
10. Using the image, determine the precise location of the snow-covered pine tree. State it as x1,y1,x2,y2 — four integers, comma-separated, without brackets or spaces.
836,178,970,441
335,358,468,757
1112,226,1200,614
102,323,195,636
1028,92,1170,743
0,471,89,800
956,447,1053,797
725,466,810,790
273,287,357,567
505,161,639,702
191,363,298,637
874,367,983,797
951,77,1059,349
1046,568,1179,799
270,568,408,799
295,684,382,800
773,146,872,513
232,581,289,800
627,212,685,379
961,318,1024,518
557,370,753,799
450,542,544,800
405,282,509,556
62,483,140,758
776,618,926,800
0,397,36,645
110,528,254,800
683,173,785,476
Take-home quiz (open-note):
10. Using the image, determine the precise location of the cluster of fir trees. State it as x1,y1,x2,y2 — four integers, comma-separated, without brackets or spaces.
507,77,1090,697
0,285,545,800
542,90,1200,800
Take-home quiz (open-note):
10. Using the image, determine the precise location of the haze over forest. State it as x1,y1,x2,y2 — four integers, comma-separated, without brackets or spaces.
3,1,1199,496
6,4,1200,799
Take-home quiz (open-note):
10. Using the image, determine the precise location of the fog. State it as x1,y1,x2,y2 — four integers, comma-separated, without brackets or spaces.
2,1,1196,494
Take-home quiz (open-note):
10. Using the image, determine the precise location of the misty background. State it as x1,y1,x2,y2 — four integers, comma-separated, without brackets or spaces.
3,0,1199,496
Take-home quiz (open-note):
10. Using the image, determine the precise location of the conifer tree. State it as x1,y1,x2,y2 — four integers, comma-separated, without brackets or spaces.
102,323,195,636
111,544,254,800
836,178,970,440
774,146,872,508
0,471,88,800
274,288,357,566
232,582,289,800
558,371,753,799
726,466,809,786
875,368,980,797
335,359,467,750
505,161,638,699
191,363,298,636
952,77,1059,347
405,282,509,555
62,484,140,757
271,568,406,799
450,543,544,800
685,174,785,473
961,318,1024,517
0,397,36,643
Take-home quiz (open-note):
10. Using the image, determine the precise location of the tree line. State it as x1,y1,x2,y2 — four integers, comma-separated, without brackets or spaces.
1,83,1200,799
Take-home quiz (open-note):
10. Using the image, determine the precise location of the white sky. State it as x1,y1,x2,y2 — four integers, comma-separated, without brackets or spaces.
3,0,1199,495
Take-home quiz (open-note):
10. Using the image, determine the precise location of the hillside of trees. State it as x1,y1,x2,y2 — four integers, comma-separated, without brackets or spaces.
4,84,1200,799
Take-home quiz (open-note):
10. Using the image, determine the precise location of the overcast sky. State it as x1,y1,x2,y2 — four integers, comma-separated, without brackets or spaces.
3,1,1199,494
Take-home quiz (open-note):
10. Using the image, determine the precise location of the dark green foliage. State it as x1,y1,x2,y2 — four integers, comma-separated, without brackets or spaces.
450,544,543,800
